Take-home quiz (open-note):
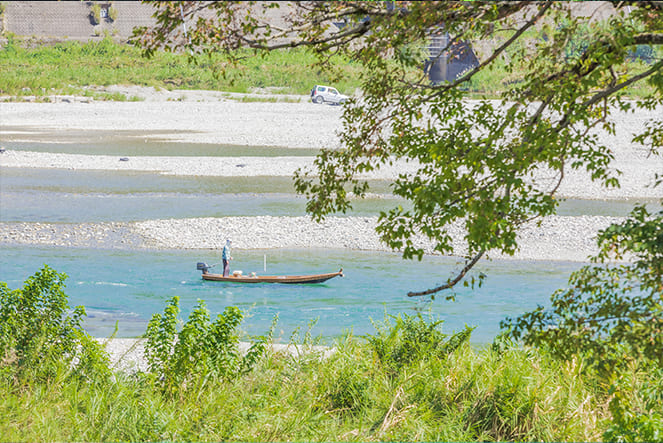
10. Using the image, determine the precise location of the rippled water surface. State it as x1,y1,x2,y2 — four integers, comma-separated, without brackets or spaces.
0,246,579,344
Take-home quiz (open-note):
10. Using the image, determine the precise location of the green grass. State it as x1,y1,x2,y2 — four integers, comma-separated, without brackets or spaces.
6,336,661,442
0,35,362,98
0,338,624,442
1,35,657,101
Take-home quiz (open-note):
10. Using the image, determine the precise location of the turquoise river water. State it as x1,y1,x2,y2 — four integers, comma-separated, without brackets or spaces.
0,245,579,345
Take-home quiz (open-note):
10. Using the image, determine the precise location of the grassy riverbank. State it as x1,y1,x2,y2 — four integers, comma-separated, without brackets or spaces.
0,35,362,99
2,321,661,442
1,339,637,442
2,35,656,102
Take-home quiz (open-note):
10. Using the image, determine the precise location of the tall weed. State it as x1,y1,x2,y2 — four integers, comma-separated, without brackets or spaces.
0,266,109,384
366,313,473,375
144,296,273,394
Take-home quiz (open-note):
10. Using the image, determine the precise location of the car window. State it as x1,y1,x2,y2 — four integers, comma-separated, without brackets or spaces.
317,86,326,92
330,89,338,94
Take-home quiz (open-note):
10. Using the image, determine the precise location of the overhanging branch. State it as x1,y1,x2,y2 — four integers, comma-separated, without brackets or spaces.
407,250,485,297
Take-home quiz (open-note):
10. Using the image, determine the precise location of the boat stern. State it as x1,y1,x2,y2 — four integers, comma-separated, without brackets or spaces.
197,262,211,275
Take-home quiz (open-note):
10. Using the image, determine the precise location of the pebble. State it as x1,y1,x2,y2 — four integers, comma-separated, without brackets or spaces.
101,338,334,375
0,215,624,262
0,98,660,263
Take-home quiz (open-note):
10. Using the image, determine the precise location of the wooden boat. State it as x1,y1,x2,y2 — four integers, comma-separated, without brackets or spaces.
197,262,343,284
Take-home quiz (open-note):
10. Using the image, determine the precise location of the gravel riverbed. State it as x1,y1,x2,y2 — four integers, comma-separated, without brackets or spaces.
0,215,623,262
1,91,661,257
1,92,661,262
102,338,333,374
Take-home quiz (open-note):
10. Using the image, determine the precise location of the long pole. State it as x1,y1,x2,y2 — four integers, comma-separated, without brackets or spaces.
180,3,192,51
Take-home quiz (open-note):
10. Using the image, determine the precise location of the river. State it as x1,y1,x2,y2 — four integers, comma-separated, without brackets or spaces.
0,245,578,344
0,137,645,345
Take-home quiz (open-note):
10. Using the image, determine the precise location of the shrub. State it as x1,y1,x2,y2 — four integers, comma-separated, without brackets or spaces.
90,3,101,25
108,5,118,22
0,266,110,383
144,296,274,393
366,313,473,375
603,367,663,443
501,205,663,376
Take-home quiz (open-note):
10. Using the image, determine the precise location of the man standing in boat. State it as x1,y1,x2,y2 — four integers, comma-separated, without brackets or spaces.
222,239,233,277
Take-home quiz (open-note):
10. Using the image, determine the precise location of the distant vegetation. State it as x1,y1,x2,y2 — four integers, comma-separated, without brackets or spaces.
0,34,658,101
1,266,661,442
0,35,362,99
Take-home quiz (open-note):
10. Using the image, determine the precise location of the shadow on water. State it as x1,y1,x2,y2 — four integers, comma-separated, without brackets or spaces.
0,246,581,345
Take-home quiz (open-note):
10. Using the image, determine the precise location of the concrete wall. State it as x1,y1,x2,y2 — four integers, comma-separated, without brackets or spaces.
2,1,619,44
3,1,156,40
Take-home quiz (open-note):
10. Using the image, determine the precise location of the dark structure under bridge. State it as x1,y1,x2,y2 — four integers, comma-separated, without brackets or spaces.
426,31,480,84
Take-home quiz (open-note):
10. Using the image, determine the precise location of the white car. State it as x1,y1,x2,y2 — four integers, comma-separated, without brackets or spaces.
310,85,348,105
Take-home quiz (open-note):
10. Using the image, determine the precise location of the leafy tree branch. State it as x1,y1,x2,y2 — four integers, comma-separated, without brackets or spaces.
134,1,662,297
